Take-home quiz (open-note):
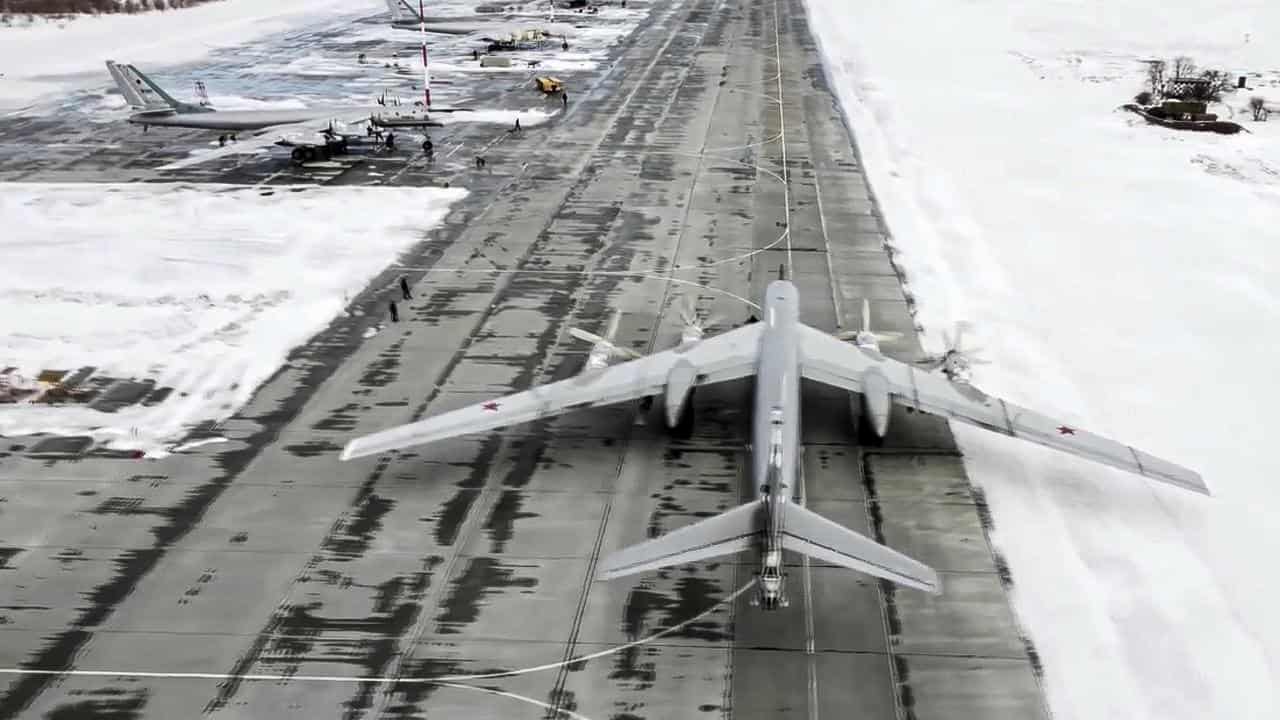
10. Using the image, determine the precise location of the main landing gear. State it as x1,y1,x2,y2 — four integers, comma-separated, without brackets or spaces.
290,138,350,165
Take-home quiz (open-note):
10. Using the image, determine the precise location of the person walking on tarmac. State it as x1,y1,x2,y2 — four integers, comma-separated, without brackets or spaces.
562,91,569,108
513,117,522,133
399,276,412,300
384,130,396,151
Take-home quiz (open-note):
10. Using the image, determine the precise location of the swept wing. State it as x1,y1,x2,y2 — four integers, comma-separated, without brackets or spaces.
796,325,1207,494
341,324,764,460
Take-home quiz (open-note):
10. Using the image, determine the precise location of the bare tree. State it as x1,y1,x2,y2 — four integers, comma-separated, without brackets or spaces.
1191,70,1234,102
1251,96,1270,121
1146,59,1167,99
1171,55,1196,81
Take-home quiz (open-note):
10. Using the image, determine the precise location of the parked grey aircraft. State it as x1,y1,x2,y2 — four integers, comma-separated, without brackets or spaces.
106,61,461,165
106,60,372,162
339,278,1206,608
384,0,578,38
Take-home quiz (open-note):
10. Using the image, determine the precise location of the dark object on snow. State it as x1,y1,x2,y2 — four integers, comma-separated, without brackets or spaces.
384,131,396,150
562,92,569,107
1123,104,1243,134
1239,75,1248,89
475,156,487,169
218,134,227,147
400,277,412,300
389,300,400,323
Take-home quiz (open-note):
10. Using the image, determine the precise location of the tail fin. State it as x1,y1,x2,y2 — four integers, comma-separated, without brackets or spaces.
597,501,760,580
385,0,421,22
782,504,940,593
107,60,167,111
120,63,211,114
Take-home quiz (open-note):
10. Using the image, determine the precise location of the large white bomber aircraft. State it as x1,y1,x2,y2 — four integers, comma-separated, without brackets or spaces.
341,280,1207,610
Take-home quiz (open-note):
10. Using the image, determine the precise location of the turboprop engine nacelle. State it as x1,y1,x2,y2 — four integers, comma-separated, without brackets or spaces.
861,368,892,438
665,359,697,428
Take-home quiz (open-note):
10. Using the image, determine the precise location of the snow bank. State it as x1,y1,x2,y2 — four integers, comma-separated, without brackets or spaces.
0,0,379,109
0,183,467,454
804,1,1280,718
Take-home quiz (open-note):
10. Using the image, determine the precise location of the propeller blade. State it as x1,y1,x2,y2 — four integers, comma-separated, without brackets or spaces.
609,344,642,360
941,329,953,350
568,327,607,346
836,329,860,341
914,357,944,370
861,298,872,333
953,321,974,351
605,310,621,342
678,296,696,327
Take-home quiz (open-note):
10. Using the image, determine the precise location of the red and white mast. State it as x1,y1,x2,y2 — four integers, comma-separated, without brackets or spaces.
419,0,431,110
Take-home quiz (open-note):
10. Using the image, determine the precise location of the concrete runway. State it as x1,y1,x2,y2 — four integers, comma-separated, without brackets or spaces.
0,0,1050,718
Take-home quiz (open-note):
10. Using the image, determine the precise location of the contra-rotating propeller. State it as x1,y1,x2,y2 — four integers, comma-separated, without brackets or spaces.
915,321,990,382
836,298,902,348
678,296,724,345
569,310,640,370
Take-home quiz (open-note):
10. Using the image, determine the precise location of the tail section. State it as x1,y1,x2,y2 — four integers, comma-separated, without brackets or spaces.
781,504,940,593
107,61,209,115
597,501,760,580
385,0,422,23
107,60,168,111
597,500,939,595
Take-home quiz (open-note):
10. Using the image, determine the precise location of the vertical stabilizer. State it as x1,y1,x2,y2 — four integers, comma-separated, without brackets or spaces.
386,0,422,22
106,60,167,111
121,64,211,114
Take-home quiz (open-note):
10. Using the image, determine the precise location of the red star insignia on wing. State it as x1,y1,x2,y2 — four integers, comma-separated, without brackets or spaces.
482,401,501,412
1056,425,1076,435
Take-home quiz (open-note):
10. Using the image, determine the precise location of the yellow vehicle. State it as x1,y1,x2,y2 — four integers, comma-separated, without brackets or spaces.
534,76,564,94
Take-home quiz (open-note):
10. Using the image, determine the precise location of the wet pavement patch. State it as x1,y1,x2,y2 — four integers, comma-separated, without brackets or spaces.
434,557,538,633
45,687,149,720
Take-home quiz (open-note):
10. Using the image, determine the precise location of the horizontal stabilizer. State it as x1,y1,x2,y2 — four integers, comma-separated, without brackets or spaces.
597,501,761,580
782,505,940,593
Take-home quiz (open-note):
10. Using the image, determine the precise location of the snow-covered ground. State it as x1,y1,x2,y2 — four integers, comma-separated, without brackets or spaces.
804,1,1280,718
0,0,376,109
1,0,648,112
0,183,466,455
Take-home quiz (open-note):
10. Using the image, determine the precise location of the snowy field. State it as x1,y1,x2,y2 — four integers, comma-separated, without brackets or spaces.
0,0,373,109
804,1,1280,718
0,183,466,455
0,0,650,113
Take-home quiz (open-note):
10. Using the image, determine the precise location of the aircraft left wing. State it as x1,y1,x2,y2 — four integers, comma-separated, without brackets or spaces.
796,325,1208,495
156,113,375,171
341,323,764,461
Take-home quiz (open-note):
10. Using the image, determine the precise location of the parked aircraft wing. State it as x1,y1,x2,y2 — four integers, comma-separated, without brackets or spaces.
782,504,940,593
341,323,764,461
155,113,371,171
597,500,761,580
796,325,1208,495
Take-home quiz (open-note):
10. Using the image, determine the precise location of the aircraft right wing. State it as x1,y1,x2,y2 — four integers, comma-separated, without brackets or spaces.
796,325,1208,495
341,323,764,461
